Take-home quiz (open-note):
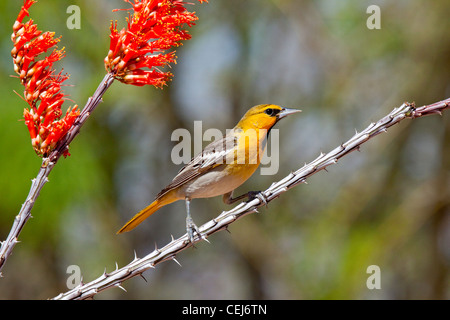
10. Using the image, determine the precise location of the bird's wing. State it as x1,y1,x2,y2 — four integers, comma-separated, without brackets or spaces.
156,133,238,199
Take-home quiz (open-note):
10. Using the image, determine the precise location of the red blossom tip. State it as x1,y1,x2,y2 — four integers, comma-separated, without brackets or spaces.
105,0,205,87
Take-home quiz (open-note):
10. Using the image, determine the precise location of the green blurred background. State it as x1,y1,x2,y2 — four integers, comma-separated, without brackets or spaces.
0,0,449,299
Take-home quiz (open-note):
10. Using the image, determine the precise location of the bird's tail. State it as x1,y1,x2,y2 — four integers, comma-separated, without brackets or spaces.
117,193,179,234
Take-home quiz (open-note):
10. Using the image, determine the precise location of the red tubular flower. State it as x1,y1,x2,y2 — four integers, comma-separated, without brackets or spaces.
105,0,207,87
11,0,80,157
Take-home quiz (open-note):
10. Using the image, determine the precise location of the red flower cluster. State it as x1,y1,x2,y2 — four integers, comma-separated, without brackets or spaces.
11,0,79,157
105,0,207,87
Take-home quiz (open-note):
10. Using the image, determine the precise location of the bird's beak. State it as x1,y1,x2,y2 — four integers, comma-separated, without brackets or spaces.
277,108,302,120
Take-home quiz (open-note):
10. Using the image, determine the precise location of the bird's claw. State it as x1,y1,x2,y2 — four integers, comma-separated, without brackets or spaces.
246,191,268,207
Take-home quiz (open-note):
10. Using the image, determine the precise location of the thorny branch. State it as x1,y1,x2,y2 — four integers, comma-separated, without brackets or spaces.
52,97,450,300
0,73,115,275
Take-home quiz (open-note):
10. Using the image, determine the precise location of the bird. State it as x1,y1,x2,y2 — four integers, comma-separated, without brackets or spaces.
117,104,301,242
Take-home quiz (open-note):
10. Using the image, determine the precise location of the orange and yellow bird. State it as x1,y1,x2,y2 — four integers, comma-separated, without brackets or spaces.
117,104,300,242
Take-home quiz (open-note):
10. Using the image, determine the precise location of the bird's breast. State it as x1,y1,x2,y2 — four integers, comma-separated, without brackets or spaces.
178,163,259,199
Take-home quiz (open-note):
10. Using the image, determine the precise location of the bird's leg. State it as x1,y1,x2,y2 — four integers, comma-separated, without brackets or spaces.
185,197,201,243
223,190,267,206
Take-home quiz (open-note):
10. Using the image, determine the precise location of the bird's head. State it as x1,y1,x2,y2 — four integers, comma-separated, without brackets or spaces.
235,104,301,131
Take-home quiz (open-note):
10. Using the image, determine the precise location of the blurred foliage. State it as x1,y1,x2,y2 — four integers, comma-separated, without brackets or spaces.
0,0,449,299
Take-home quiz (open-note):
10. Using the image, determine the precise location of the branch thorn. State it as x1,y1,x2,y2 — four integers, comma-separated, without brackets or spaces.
172,257,182,267
115,283,127,292
139,273,148,282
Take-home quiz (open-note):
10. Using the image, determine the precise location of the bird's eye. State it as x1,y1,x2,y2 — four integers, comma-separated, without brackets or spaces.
264,108,274,116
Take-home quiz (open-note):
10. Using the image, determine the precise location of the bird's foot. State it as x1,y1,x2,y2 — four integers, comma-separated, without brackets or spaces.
186,216,202,244
246,191,268,207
